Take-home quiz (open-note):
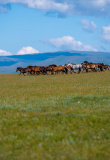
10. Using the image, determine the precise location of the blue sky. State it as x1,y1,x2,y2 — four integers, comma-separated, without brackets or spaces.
0,0,110,56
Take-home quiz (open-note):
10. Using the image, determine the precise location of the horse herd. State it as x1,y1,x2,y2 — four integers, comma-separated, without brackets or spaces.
16,61,110,76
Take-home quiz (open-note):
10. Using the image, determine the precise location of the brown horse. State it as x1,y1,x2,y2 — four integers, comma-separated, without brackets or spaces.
16,67,29,76
97,63,109,71
82,61,98,72
26,66,36,74
29,66,41,75
51,65,68,74
97,63,104,71
103,64,109,70
48,64,57,68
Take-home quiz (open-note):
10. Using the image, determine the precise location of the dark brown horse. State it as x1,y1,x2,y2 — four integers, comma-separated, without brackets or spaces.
40,66,53,75
16,67,29,76
97,63,109,71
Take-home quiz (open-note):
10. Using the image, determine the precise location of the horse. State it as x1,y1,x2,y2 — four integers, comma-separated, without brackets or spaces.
48,64,57,68
44,66,53,75
39,66,52,75
26,66,36,74
51,65,68,74
103,64,110,70
97,63,105,71
64,64,74,74
29,66,42,75
16,67,29,76
99,64,110,71
82,61,98,72
66,63,85,73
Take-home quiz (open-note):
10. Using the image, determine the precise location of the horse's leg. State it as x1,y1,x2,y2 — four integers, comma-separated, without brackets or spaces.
65,68,68,74
78,68,81,74
23,73,25,76
82,66,85,72
69,69,72,74
72,69,75,73
19,72,21,76
94,67,97,72
100,67,103,71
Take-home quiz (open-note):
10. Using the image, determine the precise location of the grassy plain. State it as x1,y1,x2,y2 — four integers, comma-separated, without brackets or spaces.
0,71,110,160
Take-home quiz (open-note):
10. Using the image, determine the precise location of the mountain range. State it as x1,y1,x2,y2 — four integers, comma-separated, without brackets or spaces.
0,51,110,74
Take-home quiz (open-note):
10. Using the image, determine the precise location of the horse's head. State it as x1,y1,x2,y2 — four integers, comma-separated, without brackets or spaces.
16,67,19,72
16,67,22,72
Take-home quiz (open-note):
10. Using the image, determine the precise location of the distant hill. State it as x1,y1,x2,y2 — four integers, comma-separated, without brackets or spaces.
0,51,110,74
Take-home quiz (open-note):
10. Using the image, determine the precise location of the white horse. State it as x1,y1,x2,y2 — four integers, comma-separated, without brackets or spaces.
66,62,85,73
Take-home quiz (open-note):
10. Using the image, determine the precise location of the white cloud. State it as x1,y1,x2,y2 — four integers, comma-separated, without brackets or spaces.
17,46,39,55
1,0,110,16
0,49,12,56
0,0,72,15
47,36,97,51
81,19,97,32
102,25,110,42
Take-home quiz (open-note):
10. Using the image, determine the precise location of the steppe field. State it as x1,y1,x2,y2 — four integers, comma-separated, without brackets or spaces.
0,71,110,160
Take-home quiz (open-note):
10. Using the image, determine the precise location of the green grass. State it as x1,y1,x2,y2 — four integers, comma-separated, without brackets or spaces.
0,71,110,160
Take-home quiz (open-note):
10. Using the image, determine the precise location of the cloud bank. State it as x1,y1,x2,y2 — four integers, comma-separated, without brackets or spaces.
17,46,39,55
0,49,12,56
0,46,39,56
0,0,72,15
47,36,97,51
1,0,110,17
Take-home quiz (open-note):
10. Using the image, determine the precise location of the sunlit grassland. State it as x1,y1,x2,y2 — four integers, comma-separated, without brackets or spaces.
0,71,110,160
